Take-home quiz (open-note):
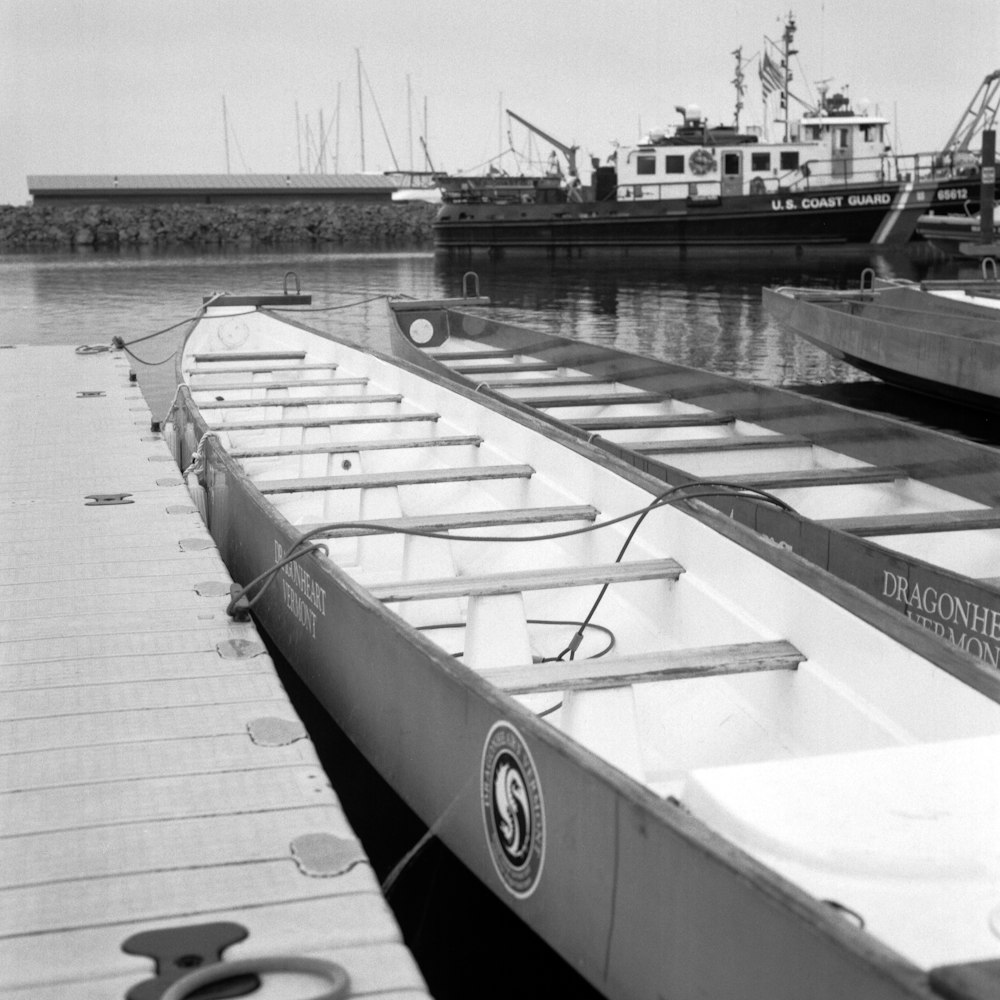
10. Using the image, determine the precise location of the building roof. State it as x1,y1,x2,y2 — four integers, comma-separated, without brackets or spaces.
27,173,400,193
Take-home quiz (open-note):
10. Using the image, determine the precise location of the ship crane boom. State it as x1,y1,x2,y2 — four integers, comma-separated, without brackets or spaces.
939,69,1000,154
506,109,579,178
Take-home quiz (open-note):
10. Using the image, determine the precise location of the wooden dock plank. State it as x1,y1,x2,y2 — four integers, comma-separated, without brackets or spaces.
0,346,429,999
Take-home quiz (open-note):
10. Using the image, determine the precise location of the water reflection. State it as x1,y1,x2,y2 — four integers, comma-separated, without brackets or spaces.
2,243,986,440
430,247,954,388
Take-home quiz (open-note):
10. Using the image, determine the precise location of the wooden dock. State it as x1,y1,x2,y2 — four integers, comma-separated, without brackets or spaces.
0,346,430,998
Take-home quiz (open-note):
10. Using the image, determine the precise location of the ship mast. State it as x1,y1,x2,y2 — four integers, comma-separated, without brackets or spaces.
732,47,745,130
781,13,797,141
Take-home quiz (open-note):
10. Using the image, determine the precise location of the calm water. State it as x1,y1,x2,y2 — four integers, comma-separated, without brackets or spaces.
1,244,993,998
3,244,995,442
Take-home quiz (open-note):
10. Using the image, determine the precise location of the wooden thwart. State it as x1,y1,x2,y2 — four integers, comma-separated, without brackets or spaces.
630,434,811,454
230,434,482,458
302,504,600,537
369,557,684,603
721,466,904,489
522,392,667,408
572,413,735,431
193,351,306,362
485,376,617,389
190,362,338,375
820,507,1000,536
210,413,438,431
481,640,804,693
204,393,401,409
454,361,560,374
191,377,368,392
259,463,534,494
430,349,520,361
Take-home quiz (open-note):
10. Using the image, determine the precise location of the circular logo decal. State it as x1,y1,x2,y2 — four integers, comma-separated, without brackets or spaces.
408,318,435,345
217,318,250,349
481,721,545,898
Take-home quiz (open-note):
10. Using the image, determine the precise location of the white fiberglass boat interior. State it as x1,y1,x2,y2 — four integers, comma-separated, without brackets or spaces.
181,305,1000,972
426,331,1000,582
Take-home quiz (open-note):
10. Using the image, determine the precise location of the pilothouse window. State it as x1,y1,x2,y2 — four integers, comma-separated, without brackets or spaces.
751,152,771,171
780,151,800,170
636,155,656,175
723,152,741,174
665,155,685,174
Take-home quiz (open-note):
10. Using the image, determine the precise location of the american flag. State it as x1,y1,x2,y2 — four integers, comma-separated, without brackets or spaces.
759,52,783,98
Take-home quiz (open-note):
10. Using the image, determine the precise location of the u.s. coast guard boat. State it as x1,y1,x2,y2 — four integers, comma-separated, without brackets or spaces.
434,20,997,256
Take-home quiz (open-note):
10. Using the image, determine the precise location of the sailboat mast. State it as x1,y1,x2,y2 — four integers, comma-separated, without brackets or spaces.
319,109,326,173
295,101,302,174
222,95,231,174
356,49,366,171
407,74,413,171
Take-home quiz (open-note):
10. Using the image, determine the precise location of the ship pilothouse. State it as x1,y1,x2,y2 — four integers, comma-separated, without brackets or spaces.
617,88,895,206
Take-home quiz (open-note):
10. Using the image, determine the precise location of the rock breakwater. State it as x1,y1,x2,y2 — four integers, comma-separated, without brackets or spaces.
0,201,439,249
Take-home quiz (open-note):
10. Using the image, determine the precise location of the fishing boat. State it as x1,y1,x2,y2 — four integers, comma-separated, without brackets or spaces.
167,280,1000,1000
764,267,1000,414
434,21,998,256
390,280,1000,670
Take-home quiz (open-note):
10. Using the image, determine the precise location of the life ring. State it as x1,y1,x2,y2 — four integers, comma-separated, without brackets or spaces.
688,148,717,176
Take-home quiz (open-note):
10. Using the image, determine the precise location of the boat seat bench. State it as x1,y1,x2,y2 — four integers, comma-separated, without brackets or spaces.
522,392,668,408
258,463,535,495
721,466,905,489
571,413,736,431
229,434,483,458
481,640,804,693
191,377,369,391
193,351,306,362
302,505,601,537
368,557,684,603
203,393,403,409
483,376,620,389
430,349,521,361
189,362,340,375
209,413,440,431
630,434,812,454
454,361,560,374
819,507,1000,536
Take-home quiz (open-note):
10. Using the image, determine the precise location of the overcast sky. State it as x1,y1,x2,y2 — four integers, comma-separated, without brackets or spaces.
1,0,997,205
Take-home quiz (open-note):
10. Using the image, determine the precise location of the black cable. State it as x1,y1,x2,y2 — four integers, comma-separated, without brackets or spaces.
415,618,616,662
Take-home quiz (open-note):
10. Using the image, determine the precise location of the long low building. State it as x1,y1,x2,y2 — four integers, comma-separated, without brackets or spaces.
27,173,403,206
